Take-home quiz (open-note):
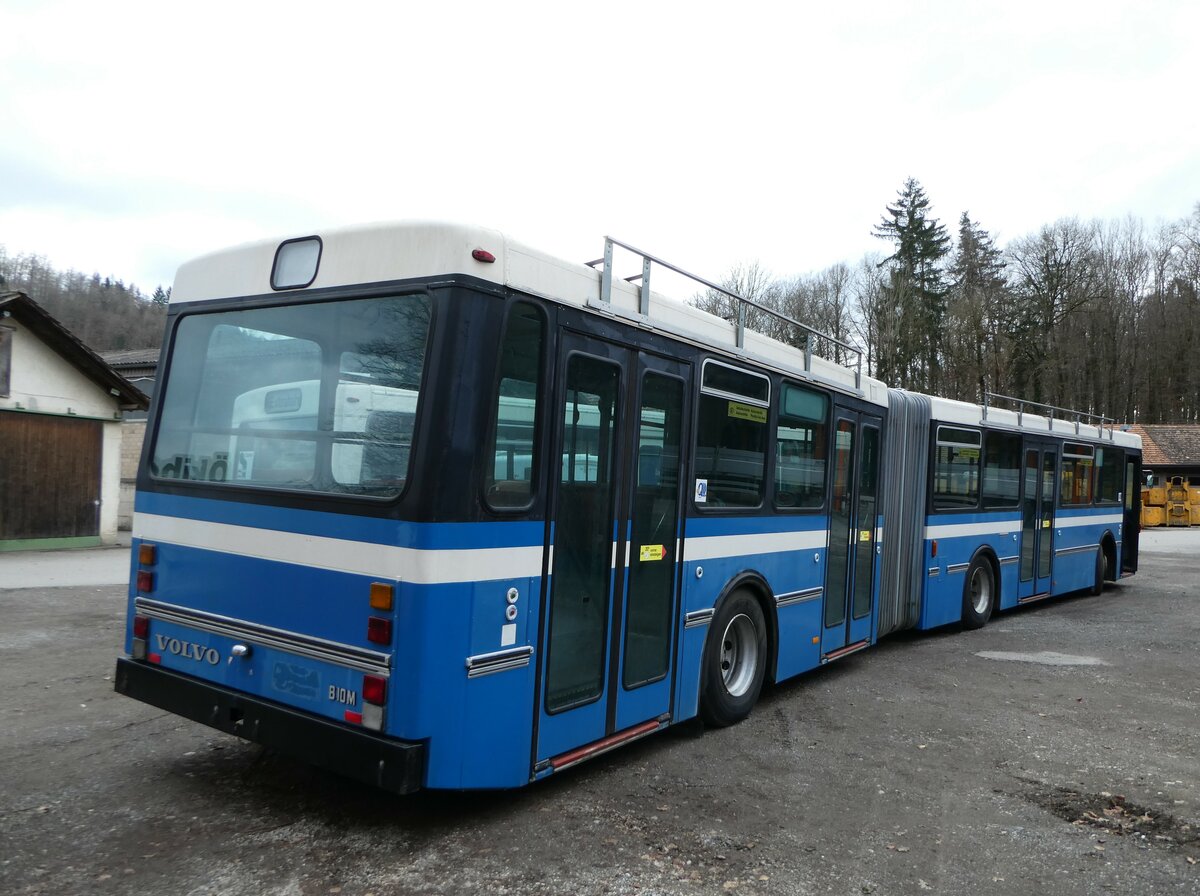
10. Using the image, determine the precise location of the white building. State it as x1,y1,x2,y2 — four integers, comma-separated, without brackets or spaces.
0,292,147,551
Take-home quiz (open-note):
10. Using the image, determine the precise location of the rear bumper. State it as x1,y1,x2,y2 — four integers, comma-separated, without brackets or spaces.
114,657,425,794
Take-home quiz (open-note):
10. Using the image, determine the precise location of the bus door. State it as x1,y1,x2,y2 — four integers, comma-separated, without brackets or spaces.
1122,454,1141,574
535,331,690,765
1018,441,1058,599
820,409,882,659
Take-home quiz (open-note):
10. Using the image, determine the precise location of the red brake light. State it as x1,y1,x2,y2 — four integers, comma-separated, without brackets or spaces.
471,248,496,263
931,539,938,558
367,616,393,645
133,615,150,638
363,675,387,705
136,570,154,592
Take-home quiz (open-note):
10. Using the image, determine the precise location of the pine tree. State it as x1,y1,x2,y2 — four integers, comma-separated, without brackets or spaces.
946,212,1009,401
873,178,951,392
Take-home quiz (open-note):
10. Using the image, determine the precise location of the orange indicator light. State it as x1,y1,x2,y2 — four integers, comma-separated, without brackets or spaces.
369,582,394,611
139,543,157,565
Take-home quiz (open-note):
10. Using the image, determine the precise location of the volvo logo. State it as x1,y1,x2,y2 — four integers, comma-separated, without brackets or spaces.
154,634,220,665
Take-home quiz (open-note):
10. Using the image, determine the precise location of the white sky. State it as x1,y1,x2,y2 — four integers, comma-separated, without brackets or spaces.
1,0,1197,294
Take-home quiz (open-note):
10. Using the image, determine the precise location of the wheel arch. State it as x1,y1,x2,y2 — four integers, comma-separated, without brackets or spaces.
708,570,779,685
1099,530,1118,582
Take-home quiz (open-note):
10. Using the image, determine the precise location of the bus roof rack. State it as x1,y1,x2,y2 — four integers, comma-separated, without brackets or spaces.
586,236,864,390
982,391,1116,440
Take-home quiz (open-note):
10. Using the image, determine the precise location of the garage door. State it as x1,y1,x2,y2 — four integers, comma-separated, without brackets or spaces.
0,412,102,542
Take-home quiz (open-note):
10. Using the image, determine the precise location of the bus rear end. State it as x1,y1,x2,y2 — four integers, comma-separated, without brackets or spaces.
115,241,441,792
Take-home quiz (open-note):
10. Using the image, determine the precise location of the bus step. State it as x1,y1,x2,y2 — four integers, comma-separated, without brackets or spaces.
549,718,666,773
821,639,869,663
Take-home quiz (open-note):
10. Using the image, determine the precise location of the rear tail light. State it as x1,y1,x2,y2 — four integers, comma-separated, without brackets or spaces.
138,543,157,565
136,570,154,593
363,675,387,705
366,616,393,645
132,614,150,660
361,674,387,731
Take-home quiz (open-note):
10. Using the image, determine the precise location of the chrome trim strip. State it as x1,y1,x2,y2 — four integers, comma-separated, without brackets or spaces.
135,597,391,675
776,586,823,607
998,555,1019,566
466,645,534,678
927,567,940,577
946,562,970,574
684,608,714,629
1055,543,1099,558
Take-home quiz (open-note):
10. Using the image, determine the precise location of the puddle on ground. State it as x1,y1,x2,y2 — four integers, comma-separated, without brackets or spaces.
975,650,1109,666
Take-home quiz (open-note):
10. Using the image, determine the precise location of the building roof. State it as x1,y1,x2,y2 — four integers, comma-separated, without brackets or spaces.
0,291,150,411
1127,424,1200,468
100,348,160,368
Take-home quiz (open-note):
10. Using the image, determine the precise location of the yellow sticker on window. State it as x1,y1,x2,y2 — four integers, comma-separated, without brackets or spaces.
957,447,980,459
727,401,767,423
859,529,872,542
1042,518,1051,528
639,544,665,562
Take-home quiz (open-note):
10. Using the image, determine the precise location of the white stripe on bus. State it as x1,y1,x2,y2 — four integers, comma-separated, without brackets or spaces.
133,513,544,585
925,511,1122,541
683,529,827,562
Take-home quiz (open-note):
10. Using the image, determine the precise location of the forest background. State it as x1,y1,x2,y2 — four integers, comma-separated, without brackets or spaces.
3,179,1198,424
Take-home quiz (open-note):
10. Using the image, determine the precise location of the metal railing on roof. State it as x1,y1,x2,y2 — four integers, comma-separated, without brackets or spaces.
586,236,863,390
983,391,1116,440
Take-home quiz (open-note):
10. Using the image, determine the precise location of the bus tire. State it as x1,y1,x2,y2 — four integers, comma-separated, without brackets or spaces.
1090,547,1106,596
961,556,995,630
700,590,767,728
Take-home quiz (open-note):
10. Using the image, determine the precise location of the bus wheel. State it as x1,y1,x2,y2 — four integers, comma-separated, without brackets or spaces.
700,590,767,728
961,557,995,630
1090,547,1106,596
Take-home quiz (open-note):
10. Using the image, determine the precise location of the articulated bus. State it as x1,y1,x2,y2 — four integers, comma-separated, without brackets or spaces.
115,223,1141,792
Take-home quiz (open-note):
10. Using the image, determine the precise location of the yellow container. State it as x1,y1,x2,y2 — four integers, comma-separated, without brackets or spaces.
1190,487,1200,506
1191,504,1200,526
1167,504,1190,526
1142,505,1166,527
1146,487,1167,507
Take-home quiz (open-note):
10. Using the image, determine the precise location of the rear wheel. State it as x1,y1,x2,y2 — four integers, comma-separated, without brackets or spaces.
700,590,767,727
1090,546,1107,596
961,556,995,630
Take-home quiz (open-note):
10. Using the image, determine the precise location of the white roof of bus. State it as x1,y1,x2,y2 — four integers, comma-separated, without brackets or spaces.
171,221,889,407
926,393,1141,450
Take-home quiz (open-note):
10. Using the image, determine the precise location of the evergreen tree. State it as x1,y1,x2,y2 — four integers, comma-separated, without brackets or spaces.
873,178,951,392
945,212,1009,401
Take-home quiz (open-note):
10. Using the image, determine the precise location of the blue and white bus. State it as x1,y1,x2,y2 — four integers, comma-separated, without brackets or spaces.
115,223,1141,792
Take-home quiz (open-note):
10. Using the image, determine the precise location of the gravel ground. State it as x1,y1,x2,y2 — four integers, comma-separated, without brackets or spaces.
0,530,1196,895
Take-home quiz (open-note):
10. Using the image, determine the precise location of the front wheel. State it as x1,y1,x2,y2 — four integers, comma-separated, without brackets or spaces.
961,556,995,630
700,590,767,727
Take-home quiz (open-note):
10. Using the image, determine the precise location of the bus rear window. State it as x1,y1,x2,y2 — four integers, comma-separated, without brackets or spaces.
151,294,430,498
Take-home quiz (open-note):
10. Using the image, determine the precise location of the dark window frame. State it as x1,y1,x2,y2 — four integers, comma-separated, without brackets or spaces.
931,425,982,511
692,358,770,511
981,430,1023,510
773,380,830,513
482,299,547,513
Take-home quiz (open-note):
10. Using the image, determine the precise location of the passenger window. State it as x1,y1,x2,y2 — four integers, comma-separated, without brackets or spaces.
694,360,769,508
932,426,981,509
1060,442,1095,506
1094,447,1122,504
775,383,828,509
981,432,1021,509
484,302,545,510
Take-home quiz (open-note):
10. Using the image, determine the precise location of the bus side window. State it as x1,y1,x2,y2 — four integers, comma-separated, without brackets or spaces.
484,302,546,510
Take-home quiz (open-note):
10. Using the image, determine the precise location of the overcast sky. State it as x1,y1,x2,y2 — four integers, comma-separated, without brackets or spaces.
2,0,1197,295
